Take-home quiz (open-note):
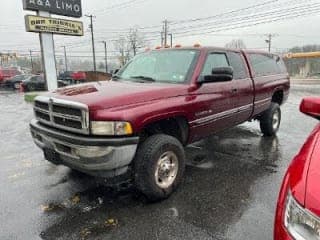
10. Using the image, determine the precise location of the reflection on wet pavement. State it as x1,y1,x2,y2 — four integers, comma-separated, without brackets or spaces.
0,85,319,240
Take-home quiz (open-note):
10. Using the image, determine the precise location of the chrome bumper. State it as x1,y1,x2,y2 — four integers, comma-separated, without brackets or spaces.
30,119,139,178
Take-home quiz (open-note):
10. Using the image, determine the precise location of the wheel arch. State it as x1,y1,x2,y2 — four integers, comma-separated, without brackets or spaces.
139,115,190,145
272,89,284,105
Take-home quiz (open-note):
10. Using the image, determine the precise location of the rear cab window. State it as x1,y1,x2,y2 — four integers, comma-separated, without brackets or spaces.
248,53,287,77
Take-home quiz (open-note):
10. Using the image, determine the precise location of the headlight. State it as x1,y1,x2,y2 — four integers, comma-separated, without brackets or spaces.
284,191,320,240
91,121,133,136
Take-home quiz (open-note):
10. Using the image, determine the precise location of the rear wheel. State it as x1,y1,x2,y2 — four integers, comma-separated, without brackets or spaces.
260,102,281,136
134,134,185,201
13,82,20,90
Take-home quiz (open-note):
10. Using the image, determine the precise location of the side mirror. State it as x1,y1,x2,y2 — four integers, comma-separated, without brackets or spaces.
198,66,233,84
113,69,120,75
300,97,320,120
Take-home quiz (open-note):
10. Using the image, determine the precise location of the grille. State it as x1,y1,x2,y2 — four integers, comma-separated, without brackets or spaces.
34,96,89,134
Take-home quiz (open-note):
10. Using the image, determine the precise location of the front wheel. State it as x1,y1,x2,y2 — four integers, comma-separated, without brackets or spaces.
27,84,36,92
260,102,281,136
134,134,185,201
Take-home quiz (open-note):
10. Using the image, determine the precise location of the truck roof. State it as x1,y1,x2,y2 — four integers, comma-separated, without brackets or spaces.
153,46,278,55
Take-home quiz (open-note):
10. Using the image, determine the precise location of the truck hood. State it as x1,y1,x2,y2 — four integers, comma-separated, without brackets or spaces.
46,80,190,110
305,124,320,217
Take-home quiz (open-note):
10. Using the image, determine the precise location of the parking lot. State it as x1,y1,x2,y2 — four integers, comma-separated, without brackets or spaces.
0,84,319,240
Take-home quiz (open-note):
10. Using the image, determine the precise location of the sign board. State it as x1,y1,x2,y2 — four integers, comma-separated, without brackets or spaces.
25,15,84,36
23,0,82,18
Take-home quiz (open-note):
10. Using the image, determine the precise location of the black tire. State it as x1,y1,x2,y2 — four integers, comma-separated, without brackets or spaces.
134,134,185,201
28,84,35,92
13,82,21,90
260,102,281,136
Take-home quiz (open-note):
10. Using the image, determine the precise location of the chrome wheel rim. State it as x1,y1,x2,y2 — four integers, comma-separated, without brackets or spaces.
272,109,280,131
14,83,20,89
155,151,179,189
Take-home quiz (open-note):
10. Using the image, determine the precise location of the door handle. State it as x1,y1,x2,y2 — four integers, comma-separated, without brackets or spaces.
231,88,238,93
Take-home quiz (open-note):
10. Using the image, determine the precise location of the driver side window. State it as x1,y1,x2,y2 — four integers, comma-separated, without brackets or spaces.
201,53,229,76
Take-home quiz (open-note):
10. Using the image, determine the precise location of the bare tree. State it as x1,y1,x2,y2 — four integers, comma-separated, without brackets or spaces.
127,28,147,56
114,28,148,67
114,36,130,67
225,39,247,49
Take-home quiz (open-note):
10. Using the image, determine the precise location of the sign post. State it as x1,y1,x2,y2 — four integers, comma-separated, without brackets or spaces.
22,0,82,91
38,11,57,91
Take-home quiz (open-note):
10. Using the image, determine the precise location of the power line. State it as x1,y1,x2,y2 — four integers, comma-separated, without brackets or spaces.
89,0,320,42
92,0,282,33
169,4,320,37
170,2,320,34
172,7,320,39
95,0,149,15
170,0,280,25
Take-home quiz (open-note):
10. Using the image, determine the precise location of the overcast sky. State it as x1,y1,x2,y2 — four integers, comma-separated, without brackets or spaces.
1,0,320,62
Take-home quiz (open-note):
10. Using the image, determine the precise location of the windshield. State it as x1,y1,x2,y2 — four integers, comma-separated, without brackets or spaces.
117,50,199,83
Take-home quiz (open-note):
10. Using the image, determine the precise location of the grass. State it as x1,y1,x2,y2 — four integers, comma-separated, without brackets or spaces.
24,93,39,103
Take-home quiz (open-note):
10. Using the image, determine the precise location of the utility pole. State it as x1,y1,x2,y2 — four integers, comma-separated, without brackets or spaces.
265,34,277,52
168,33,173,48
163,19,168,47
160,31,164,47
63,46,68,71
101,41,108,73
85,14,97,72
29,50,34,73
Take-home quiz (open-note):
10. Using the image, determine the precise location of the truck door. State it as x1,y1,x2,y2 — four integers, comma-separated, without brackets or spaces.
192,51,239,138
226,51,254,123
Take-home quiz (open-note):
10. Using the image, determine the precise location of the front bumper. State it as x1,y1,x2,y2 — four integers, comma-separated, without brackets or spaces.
30,119,139,178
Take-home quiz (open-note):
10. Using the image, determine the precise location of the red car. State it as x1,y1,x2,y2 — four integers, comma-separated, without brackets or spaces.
71,71,86,81
0,68,21,83
274,97,320,240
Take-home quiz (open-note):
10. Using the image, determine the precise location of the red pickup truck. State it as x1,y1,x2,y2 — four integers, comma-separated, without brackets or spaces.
30,46,290,200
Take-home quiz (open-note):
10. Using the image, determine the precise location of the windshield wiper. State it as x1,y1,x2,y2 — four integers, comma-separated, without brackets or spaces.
130,75,156,82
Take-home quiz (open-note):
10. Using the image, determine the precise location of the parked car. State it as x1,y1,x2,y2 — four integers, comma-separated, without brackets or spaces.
22,75,67,92
30,46,290,200
58,71,73,81
0,68,21,84
21,75,45,92
71,71,86,82
274,97,320,240
4,74,32,89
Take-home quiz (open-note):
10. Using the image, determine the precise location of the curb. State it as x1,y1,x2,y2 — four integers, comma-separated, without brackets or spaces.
291,79,320,85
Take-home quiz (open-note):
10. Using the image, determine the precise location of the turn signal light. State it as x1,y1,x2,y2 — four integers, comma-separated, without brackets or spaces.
194,43,201,48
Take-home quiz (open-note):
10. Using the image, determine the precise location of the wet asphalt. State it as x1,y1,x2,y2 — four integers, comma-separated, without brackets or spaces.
0,85,319,240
